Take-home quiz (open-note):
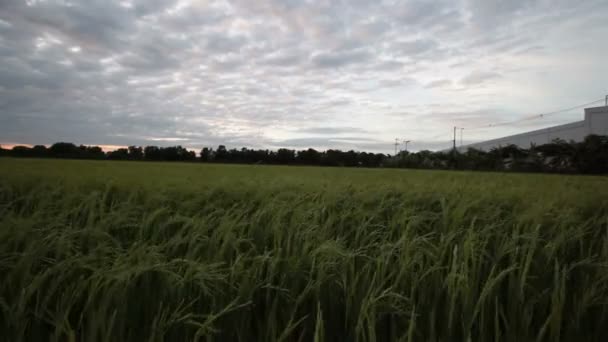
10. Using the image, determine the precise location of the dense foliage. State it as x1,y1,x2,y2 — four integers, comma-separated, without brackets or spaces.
2,134,608,173
1,159,608,341
391,135,608,174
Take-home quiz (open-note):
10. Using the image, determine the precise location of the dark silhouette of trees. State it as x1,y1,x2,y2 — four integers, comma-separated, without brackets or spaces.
382,135,608,174
6,142,105,159
535,140,573,172
572,135,608,174
10,146,35,158
128,146,144,160
144,146,162,161
200,147,212,162
191,146,387,167
31,145,48,157
323,149,346,166
41,143,102,159
276,149,296,164
215,145,228,162
2,143,128,160
297,148,321,165
107,148,130,160
3,136,608,174
49,142,79,158
141,145,194,161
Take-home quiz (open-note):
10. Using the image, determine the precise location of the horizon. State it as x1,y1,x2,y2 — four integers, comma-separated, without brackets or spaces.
1,0,608,153
4,102,608,154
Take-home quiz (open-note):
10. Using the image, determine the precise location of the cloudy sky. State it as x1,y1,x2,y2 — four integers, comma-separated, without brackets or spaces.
1,0,607,153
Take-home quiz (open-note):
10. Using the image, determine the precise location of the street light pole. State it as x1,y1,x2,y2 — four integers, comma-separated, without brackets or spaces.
394,138,400,156
460,128,464,147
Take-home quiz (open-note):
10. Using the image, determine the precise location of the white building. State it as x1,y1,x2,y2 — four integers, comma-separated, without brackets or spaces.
457,105,608,152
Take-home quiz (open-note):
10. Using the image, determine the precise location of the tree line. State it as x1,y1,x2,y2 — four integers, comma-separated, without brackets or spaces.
1,135,607,174
0,142,385,166
388,135,608,174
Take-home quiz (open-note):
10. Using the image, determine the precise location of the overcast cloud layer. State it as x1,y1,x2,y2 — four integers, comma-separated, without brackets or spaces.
1,0,607,152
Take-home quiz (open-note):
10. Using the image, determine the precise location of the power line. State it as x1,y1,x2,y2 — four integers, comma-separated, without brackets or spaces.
416,96,606,151
463,98,605,131
427,130,454,140
419,97,604,143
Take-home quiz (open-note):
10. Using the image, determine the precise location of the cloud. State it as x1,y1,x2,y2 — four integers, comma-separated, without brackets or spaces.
426,79,452,88
460,71,502,86
397,1,451,26
296,127,369,135
272,136,384,151
310,49,372,68
0,0,607,153
205,32,248,54
396,39,439,57
261,51,304,67
466,0,537,29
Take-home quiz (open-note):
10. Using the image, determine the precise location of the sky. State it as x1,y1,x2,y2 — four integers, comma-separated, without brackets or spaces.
1,0,607,153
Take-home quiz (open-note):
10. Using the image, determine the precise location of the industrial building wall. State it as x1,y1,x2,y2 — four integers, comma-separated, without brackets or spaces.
588,106,608,136
457,106,608,152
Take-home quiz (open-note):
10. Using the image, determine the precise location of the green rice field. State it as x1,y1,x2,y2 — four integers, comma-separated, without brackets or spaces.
1,158,608,341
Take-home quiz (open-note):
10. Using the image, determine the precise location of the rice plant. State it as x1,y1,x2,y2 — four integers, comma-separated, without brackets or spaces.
1,158,608,341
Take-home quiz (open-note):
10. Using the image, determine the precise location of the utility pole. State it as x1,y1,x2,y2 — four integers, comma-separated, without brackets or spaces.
453,126,457,151
394,138,400,156
404,140,410,152
460,128,464,147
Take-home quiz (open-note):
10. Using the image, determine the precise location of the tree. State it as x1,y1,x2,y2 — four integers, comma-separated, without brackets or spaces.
49,142,79,158
5,136,608,174
178,147,196,161
31,145,48,157
11,146,33,157
106,148,129,160
573,135,608,174
128,146,144,160
144,146,161,161
215,145,228,162
461,148,492,170
85,146,105,159
343,150,358,167
200,147,212,162
536,139,575,173
297,148,321,165
276,148,295,164
323,149,342,166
